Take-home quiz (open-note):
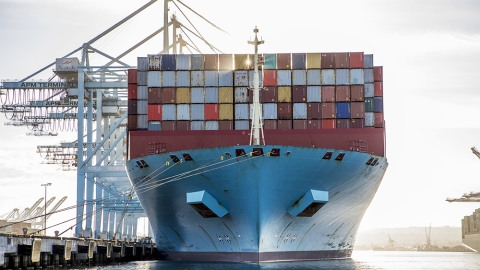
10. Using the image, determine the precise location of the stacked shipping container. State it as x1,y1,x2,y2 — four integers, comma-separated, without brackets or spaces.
127,53,384,131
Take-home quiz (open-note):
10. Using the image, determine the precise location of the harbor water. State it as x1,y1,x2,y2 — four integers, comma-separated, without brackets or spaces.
89,251,480,270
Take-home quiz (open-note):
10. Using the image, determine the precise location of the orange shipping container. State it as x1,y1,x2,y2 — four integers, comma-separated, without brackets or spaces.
148,104,162,121
349,52,364,68
263,70,277,86
322,119,336,129
204,104,219,120
374,66,383,81
335,86,350,102
374,82,383,97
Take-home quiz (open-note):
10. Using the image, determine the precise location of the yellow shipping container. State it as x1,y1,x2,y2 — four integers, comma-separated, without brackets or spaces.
234,54,252,70
219,87,233,103
219,104,233,120
176,88,191,104
306,53,321,69
277,86,292,103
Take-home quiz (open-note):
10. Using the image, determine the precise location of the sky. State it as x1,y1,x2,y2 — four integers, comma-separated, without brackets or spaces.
1,0,480,237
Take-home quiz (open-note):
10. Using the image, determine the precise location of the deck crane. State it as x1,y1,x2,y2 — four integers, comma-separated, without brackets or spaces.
446,147,480,202
1,0,228,239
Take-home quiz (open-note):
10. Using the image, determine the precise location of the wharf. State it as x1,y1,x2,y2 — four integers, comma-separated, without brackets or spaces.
0,233,159,269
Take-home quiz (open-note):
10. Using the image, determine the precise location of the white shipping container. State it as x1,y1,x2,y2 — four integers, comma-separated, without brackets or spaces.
176,71,190,87
191,87,205,103
321,69,335,85
148,54,161,70
307,69,321,85
350,69,364,85
365,83,374,97
292,70,306,85
147,71,161,87
138,86,148,99
205,121,219,130
365,112,374,126
176,55,190,70
277,70,292,86
190,104,205,120
162,104,176,121
219,71,233,86
162,71,175,87
137,57,149,71
234,87,248,103
293,103,307,119
191,71,204,86
335,69,349,85
205,71,219,86
191,121,205,130
307,86,321,102
177,104,190,120
235,104,249,120
137,114,148,129
234,70,248,86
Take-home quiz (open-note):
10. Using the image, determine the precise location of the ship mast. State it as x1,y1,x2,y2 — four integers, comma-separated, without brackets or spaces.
248,27,265,146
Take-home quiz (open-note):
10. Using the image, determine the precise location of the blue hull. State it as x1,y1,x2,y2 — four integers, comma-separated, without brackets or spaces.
126,145,387,262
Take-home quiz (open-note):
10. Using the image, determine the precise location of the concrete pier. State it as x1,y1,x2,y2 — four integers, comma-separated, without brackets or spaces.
0,233,158,269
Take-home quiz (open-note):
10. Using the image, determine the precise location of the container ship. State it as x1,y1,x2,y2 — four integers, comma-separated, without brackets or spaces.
462,209,480,252
125,29,388,262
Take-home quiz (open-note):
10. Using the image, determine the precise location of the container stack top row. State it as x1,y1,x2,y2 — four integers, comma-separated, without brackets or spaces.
138,52,375,71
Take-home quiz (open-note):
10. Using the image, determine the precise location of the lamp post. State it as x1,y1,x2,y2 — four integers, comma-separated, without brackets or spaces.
41,183,51,235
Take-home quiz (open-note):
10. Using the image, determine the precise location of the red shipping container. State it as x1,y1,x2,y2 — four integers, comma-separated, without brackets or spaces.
349,52,364,68
336,119,350,129
128,69,138,84
350,102,365,118
278,120,292,129
204,104,219,120
374,112,384,127
374,66,383,81
350,119,365,128
307,119,322,129
264,120,277,129
321,53,335,69
177,121,191,130
292,86,307,102
322,86,335,102
293,120,307,129
277,103,292,119
128,84,137,100
277,53,292,69
261,86,276,103
218,120,233,130
374,82,383,97
322,119,336,129
128,115,138,130
162,88,176,104
162,121,176,131
350,85,364,101
321,103,336,119
148,104,162,121
204,54,218,70
219,54,233,70
335,86,350,102
128,100,137,115
307,103,322,119
263,70,277,86
148,87,162,104
335,52,349,69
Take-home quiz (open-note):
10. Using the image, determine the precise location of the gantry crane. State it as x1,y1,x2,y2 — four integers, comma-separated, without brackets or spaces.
0,0,228,239
446,147,480,202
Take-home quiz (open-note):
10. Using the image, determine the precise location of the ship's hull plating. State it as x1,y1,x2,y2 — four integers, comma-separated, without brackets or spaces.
126,145,388,262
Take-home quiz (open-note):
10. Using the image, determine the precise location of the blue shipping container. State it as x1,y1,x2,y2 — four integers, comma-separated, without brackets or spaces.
250,104,263,120
205,71,219,87
307,69,321,85
191,54,204,70
336,69,349,85
263,103,277,120
292,53,306,69
365,83,374,97
205,121,219,130
138,86,148,99
147,71,161,87
235,104,249,120
364,54,373,68
292,70,306,85
162,104,176,120
191,88,205,103
374,97,383,112
137,57,148,71
365,112,374,126
336,103,350,119
190,104,205,120
148,121,162,130
234,71,248,86
162,71,176,87
364,69,374,83
205,87,219,103
235,120,249,130
191,71,204,86
176,71,190,87
176,55,190,70
321,70,335,85
161,54,176,70
234,87,248,103
248,70,263,87
219,71,233,86
307,86,321,102
191,121,204,130
293,103,307,119
263,54,277,69
277,70,292,86
177,104,190,120
350,69,364,85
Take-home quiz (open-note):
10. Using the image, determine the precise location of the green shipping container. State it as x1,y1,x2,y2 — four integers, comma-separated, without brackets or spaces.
263,54,277,70
365,97,374,112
